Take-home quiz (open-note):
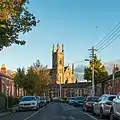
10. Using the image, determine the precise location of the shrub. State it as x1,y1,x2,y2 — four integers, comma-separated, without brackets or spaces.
0,93,6,111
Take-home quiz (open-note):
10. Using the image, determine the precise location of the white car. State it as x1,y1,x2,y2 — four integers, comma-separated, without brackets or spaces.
19,96,39,111
110,93,120,120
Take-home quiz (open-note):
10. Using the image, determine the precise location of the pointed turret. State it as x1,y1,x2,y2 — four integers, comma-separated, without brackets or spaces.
72,63,74,74
62,44,64,52
52,44,54,53
57,43,60,51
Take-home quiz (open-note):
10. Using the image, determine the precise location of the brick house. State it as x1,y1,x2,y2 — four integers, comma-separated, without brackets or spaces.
0,72,15,97
0,65,25,97
51,82,91,98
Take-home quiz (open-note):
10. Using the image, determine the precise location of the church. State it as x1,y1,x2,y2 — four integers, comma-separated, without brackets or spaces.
48,44,74,84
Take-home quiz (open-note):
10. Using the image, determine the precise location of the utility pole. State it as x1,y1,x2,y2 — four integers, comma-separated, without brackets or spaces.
88,46,97,96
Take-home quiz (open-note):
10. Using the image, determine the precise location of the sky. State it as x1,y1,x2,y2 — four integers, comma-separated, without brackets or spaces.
1,0,120,71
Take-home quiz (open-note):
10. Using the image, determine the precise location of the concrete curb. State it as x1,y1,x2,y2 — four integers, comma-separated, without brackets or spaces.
0,112,11,117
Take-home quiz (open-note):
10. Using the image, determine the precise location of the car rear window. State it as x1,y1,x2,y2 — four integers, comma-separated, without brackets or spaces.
108,96,116,101
77,97,85,101
87,97,99,102
70,97,76,100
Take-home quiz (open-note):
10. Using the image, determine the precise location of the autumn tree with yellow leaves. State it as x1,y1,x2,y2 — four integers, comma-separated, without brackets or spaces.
0,0,39,50
14,60,52,95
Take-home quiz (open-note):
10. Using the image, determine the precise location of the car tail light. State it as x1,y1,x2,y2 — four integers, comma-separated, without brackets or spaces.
105,102,112,105
86,103,91,106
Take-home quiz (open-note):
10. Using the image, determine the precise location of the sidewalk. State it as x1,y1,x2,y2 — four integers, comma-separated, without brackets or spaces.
0,105,19,117
0,112,10,117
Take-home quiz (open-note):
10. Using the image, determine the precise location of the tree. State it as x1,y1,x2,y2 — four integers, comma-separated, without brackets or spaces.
84,55,108,84
14,60,52,96
32,60,52,95
0,0,39,50
14,67,26,88
24,67,39,95
14,67,39,95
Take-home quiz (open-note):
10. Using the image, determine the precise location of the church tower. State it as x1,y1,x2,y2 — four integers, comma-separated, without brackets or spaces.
52,44,64,84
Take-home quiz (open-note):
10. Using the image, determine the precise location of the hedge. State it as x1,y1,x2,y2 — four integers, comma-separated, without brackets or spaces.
0,93,20,111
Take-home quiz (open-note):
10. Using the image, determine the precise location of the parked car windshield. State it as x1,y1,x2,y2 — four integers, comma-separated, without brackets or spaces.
108,96,116,101
21,97,36,101
86,97,99,102
70,97,76,100
76,97,85,101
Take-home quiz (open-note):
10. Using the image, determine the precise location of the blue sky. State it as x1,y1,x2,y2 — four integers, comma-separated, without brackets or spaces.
1,0,120,71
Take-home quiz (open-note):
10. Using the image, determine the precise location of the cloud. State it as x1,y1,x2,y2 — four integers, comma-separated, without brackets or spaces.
74,64,85,74
74,59,120,81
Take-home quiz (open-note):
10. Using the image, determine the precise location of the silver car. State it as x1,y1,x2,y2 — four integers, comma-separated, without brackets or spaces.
92,94,116,118
19,96,39,111
110,93,120,120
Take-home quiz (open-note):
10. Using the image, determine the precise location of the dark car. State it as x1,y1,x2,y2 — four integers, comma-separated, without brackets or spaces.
83,96,99,112
73,96,85,106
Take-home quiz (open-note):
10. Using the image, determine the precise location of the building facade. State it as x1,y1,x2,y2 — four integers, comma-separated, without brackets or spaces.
51,44,74,84
0,64,25,97
50,82,91,98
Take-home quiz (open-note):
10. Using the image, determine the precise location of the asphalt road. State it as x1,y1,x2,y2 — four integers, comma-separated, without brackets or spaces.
0,103,102,120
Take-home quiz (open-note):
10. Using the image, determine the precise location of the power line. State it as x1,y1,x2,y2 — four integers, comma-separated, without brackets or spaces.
97,34,120,53
96,25,120,50
97,29,120,51
95,22,120,49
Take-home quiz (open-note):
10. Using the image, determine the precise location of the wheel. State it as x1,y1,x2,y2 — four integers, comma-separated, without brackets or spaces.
84,106,87,112
92,106,95,115
100,108,104,119
109,109,115,120
83,106,85,111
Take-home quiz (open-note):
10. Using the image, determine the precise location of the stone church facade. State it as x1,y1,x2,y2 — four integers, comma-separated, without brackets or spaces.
49,44,74,84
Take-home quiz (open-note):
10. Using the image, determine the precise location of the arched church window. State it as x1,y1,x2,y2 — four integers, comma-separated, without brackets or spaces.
59,59,62,65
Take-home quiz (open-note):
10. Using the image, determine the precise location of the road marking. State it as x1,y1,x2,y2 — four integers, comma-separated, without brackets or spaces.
24,104,49,120
84,112,98,120
69,116,76,120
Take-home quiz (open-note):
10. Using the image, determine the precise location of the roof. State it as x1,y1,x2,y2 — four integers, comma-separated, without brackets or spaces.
0,72,14,80
64,66,68,72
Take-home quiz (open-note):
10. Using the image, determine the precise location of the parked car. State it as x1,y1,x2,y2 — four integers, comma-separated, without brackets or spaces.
83,96,99,112
92,94,116,119
69,97,77,105
19,96,39,111
109,93,120,120
36,96,43,108
73,96,86,106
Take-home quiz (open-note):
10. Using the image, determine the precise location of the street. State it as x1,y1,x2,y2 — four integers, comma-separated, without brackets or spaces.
0,103,102,120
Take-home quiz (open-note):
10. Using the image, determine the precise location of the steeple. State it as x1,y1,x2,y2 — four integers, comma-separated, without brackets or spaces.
57,43,60,51
72,63,74,74
62,44,64,52
52,44,54,52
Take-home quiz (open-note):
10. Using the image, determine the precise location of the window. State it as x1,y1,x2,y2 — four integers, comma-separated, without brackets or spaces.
21,97,36,101
86,97,99,102
108,96,116,101
59,59,62,65
117,94,120,99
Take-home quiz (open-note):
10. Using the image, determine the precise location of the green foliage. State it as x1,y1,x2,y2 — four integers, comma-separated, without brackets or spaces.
14,60,52,96
0,93,6,111
84,55,108,84
14,67,26,88
24,68,39,95
0,0,39,50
